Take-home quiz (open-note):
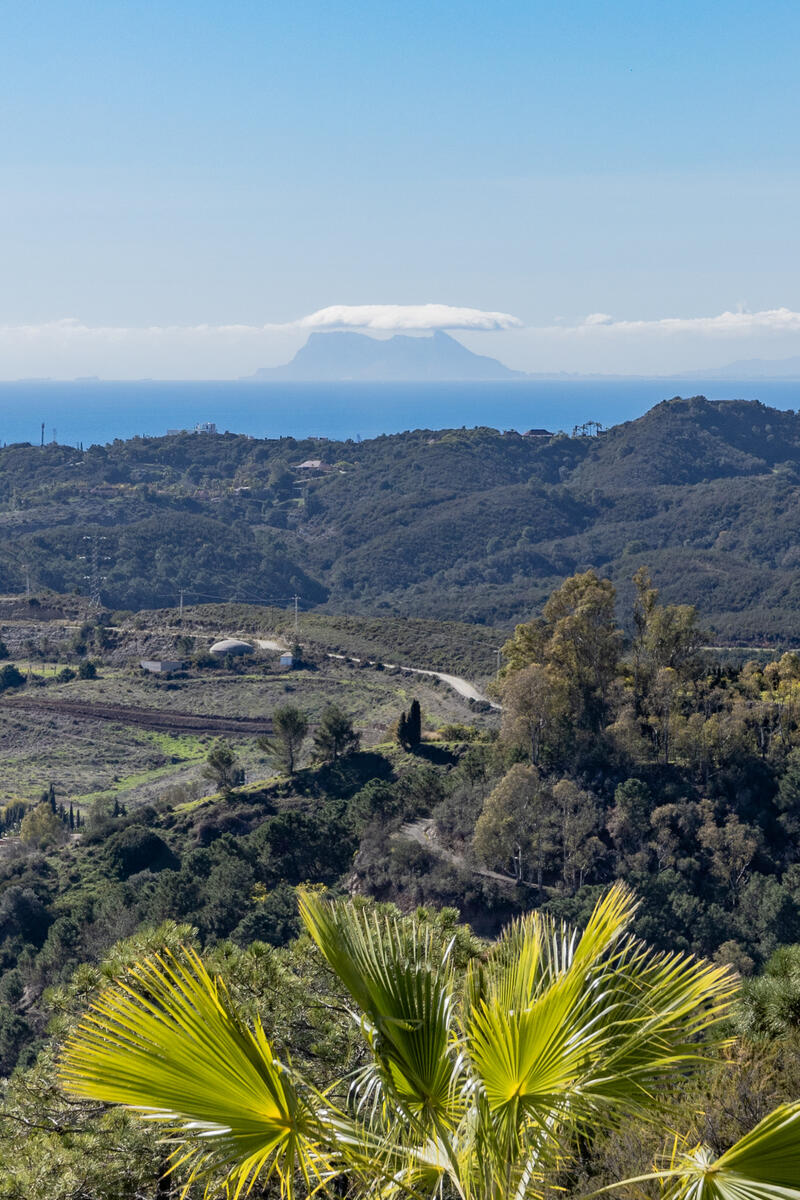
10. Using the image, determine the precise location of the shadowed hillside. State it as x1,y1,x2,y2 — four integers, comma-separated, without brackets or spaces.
3,395,800,640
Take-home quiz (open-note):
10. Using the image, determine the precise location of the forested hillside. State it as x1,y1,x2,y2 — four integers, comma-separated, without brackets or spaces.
5,568,800,1197
3,394,800,638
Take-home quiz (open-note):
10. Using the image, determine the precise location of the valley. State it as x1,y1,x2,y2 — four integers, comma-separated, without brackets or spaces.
4,403,800,1198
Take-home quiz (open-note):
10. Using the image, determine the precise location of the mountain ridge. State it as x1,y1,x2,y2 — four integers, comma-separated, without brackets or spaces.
4,396,800,641
245,330,527,382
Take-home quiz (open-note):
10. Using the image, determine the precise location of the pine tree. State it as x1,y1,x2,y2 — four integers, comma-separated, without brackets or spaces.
313,705,360,764
261,704,308,774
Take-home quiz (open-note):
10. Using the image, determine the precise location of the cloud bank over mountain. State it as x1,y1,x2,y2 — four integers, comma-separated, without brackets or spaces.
3,306,800,378
295,304,523,331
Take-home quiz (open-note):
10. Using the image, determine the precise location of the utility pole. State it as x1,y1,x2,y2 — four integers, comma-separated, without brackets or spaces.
292,594,300,636
496,647,503,673
23,563,31,599
179,588,185,618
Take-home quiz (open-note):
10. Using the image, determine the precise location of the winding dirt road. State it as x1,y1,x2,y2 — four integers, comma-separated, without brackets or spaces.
260,641,499,708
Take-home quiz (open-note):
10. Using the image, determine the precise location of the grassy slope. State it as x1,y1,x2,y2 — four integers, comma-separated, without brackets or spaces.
0,641,497,806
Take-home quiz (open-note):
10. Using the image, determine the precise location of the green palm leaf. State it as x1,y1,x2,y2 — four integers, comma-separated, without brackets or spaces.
663,1102,800,1200
59,947,333,1199
58,888,799,1200
299,890,461,1128
464,885,737,1197
599,1102,800,1200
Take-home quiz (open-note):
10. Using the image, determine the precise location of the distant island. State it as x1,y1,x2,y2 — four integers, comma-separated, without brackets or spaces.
242,335,800,384
682,355,800,381
244,330,527,382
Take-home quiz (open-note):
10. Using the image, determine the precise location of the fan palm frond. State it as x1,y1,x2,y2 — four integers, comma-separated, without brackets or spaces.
663,1102,800,1200
599,1102,800,1200
58,888,798,1200
59,948,334,1199
299,890,461,1129
463,884,737,1197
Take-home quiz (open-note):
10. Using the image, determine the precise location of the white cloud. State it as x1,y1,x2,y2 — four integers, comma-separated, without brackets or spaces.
564,307,800,336
296,303,523,331
0,303,522,347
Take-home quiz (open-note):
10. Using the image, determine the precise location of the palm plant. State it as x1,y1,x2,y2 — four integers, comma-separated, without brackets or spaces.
60,884,800,1200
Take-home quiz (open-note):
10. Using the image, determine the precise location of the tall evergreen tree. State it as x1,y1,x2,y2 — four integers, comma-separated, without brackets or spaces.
395,710,410,749
407,698,422,748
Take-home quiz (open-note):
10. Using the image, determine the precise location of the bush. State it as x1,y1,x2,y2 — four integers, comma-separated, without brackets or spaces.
439,723,481,742
78,660,97,680
103,826,178,879
0,664,24,691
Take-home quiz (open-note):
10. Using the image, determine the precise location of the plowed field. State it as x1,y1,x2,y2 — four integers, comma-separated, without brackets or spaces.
0,696,272,736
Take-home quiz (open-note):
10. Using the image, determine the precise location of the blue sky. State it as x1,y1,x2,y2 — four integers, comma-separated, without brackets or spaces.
3,0,800,376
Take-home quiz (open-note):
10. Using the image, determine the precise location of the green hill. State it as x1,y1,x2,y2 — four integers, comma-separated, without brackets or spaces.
3,395,800,641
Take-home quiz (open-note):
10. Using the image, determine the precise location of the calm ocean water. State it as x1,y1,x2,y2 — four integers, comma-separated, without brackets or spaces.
2,379,800,446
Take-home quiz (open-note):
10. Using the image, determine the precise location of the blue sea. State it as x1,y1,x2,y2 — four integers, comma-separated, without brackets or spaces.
1,379,800,447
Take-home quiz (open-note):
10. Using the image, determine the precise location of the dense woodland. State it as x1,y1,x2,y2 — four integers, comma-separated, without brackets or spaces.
3,563,800,1193
6,399,800,1194
4,395,800,637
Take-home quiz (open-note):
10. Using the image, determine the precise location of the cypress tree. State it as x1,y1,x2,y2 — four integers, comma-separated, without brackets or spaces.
69,803,75,830
407,699,422,749
395,710,410,749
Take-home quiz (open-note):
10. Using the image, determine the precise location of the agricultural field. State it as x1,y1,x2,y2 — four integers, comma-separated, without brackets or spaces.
0,648,496,810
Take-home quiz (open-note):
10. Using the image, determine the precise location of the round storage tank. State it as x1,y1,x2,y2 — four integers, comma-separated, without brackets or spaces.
209,638,254,656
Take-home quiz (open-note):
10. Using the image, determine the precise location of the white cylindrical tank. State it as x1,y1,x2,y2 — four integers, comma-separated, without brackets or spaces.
209,638,254,656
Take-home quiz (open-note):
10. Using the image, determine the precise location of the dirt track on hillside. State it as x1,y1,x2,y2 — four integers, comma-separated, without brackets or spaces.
0,696,272,736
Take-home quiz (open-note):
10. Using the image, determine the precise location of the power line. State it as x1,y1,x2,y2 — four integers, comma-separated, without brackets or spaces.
177,588,305,608
79,534,109,608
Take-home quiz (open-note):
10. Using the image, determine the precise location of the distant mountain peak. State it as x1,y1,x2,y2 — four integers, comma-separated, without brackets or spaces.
244,330,527,382
686,355,800,380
